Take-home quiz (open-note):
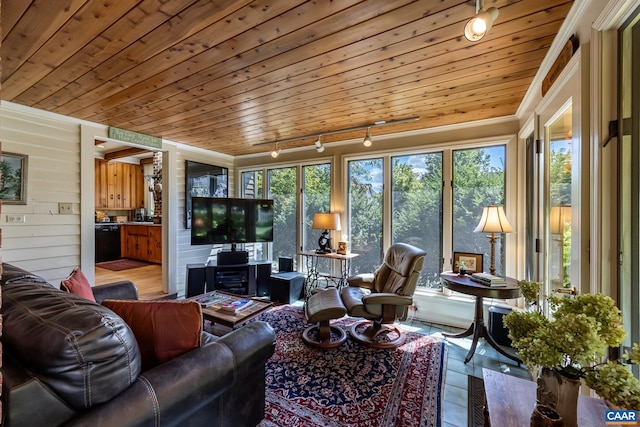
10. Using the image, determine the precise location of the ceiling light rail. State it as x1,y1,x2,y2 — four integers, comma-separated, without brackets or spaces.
255,116,420,155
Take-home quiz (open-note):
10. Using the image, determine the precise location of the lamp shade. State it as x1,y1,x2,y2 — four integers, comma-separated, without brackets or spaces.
474,205,514,233
550,205,572,235
312,213,341,231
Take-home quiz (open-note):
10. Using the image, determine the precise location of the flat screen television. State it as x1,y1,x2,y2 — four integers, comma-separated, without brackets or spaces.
190,197,274,246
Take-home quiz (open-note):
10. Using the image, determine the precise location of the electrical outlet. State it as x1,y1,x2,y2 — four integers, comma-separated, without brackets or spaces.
58,202,73,214
6,214,25,223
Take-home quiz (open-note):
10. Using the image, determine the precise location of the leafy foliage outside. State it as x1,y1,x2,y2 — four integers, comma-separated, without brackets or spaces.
391,154,442,288
348,159,384,275
256,145,506,290
549,142,573,288
268,167,298,265
452,147,507,275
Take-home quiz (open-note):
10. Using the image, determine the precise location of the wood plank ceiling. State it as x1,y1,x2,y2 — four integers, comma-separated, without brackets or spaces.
1,0,574,157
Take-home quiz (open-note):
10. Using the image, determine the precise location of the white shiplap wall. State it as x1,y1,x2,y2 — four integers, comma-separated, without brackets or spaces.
0,105,82,283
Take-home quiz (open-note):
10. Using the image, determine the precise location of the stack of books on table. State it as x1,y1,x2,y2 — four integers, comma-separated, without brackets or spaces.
192,292,229,308
217,298,252,314
470,272,506,287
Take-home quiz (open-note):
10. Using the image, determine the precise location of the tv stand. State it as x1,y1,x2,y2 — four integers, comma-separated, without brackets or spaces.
185,260,271,297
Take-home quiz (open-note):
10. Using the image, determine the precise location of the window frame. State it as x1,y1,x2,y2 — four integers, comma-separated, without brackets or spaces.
237,158,334,266
342,135,516,295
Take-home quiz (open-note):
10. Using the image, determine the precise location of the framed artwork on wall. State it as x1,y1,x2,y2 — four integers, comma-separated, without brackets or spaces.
452,252,483,274
0,152,28,205
185,160,228,229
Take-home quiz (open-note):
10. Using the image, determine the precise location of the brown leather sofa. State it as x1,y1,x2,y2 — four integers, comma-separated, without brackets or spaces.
1,263,276,427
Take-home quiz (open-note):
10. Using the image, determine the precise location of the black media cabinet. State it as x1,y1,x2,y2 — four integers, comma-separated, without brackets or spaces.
185,260,271,297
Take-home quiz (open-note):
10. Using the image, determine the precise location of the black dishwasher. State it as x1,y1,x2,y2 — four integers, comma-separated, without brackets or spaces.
95,224,121,262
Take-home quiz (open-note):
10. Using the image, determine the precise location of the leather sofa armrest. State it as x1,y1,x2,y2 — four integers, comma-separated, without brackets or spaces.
67,320,276,427
92,280,139,303
362,293,413,306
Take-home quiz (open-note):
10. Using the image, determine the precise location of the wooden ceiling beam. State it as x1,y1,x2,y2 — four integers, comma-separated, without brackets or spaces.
104,148,151,161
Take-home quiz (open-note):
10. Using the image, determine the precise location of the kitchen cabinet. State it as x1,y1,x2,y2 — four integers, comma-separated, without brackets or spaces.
121,224,161,263
95,159,144,209
147,226,162,263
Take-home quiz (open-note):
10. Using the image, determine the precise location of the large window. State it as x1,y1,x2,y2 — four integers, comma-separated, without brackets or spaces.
619,7,640,376
267,167,297,265
241,163,331,269
347,144,506,291
303,164,332,252
348,158,383,275
452,146,507,275
391,153,443,288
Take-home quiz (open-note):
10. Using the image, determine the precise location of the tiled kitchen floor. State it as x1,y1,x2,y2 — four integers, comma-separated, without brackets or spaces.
402,317,532,427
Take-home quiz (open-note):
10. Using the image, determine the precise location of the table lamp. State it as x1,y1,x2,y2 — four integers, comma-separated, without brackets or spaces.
474,205,514,275
312,213,341,254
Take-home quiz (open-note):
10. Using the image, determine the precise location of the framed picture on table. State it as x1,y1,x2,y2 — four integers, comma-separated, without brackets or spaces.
452,252,483,274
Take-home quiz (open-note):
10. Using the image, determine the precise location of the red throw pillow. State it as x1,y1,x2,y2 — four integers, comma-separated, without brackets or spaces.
102,299,203,371
61,267,96,302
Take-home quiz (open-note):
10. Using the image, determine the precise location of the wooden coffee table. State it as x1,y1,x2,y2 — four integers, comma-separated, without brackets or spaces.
190,290,272,330
483,369,620,427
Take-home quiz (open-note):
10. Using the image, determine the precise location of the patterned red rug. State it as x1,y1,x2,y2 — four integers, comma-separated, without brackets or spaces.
95,259,154,271
257,305,447,427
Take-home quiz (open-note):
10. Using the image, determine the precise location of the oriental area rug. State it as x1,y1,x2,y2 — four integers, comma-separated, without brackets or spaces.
257,305,447,427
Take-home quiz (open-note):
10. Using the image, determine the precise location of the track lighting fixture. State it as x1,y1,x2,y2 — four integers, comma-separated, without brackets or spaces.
362,128,372,147
270,143,281,158
464,0,498,42
254,116,419,156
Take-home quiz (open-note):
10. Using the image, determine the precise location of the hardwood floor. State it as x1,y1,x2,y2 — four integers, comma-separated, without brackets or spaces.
95,261,168,300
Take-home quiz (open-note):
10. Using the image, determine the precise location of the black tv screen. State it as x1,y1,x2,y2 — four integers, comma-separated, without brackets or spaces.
190,197,274,245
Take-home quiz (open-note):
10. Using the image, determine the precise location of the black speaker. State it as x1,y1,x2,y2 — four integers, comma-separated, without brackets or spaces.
255,261,272,297
217,250,249,266
270,272,305,304
488,306,512,347
278,256,293,272
185,264,207,298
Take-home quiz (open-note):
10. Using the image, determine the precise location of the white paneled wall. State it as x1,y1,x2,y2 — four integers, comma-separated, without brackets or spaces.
0,106,81,283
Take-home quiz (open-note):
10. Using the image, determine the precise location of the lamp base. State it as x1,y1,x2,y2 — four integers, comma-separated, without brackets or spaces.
317,230,332,254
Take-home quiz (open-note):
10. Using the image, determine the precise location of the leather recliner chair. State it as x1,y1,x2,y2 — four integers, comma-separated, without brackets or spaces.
340,243,426,348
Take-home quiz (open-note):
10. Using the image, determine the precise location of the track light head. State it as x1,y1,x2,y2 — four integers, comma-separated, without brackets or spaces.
270,143,281,158
464,6,498,42
314,136,325,153
362,128,373,147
